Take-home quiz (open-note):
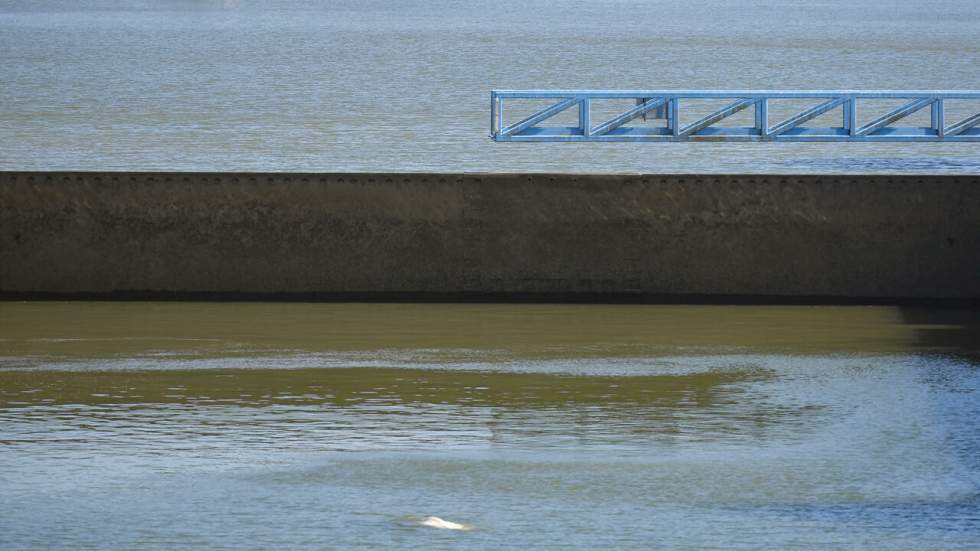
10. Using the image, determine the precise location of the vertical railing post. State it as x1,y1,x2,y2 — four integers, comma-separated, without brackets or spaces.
668,97,679,137
844,96,857,136
756,98,769,137
496,95,503,138
579,96,591,137
490,91,498,138
932,97,944,138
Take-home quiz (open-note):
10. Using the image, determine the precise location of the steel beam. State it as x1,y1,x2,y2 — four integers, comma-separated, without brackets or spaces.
490,90,980,142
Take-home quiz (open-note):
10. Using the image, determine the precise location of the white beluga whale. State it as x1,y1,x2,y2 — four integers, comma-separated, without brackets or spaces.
417,516,472,531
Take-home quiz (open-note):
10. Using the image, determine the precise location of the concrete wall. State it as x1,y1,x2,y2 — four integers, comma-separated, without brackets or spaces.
1,172,978,302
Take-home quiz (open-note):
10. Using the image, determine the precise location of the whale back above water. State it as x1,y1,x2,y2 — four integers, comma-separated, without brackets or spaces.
418,516,471,531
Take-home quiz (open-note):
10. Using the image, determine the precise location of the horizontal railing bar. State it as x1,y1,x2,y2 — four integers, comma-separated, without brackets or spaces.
499,131,980,142
493,90,980,99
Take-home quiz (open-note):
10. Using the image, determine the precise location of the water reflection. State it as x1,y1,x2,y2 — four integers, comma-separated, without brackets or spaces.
0,366,762,408
0,364,802,456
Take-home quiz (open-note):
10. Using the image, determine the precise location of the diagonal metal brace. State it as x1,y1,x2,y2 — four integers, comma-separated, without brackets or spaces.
768,97,847,136
498,97,579,137
678,98,756,137
856,97,935,136
591,97,668,136
944,111,980,136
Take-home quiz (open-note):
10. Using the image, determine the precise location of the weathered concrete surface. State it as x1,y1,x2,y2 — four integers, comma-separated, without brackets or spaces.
1,172,978,302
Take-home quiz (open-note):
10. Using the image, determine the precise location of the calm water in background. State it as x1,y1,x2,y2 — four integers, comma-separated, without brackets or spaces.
1,303,979,549
2,0,980,173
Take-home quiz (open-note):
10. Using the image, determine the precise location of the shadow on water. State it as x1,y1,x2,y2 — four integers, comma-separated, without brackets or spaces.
899,307,980,356
1,302,978,369
0,302,961,362
0,303,976,443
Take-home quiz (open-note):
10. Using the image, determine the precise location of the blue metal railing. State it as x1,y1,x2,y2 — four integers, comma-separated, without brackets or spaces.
490,90,980,142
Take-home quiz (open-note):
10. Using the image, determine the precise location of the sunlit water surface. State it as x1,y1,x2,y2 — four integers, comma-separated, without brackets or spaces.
1,0,980,173
1,303,979,549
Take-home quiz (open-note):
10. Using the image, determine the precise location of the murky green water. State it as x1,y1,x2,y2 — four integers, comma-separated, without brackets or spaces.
1,303,979,548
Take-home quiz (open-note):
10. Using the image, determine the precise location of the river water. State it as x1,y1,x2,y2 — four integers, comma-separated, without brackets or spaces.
2,0,980,173
3,1,980,547
1,303,979,548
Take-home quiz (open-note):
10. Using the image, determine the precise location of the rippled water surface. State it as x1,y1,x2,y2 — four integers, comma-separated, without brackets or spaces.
1,303,979,548
2,0,980,172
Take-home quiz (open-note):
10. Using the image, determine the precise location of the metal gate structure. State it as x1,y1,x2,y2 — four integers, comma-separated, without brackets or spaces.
490,90,980,142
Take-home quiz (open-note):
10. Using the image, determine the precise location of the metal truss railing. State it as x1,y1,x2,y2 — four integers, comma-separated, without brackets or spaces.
490,90,980,142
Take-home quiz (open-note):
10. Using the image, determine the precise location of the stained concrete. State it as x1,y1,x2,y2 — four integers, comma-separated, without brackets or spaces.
1,172,977,302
